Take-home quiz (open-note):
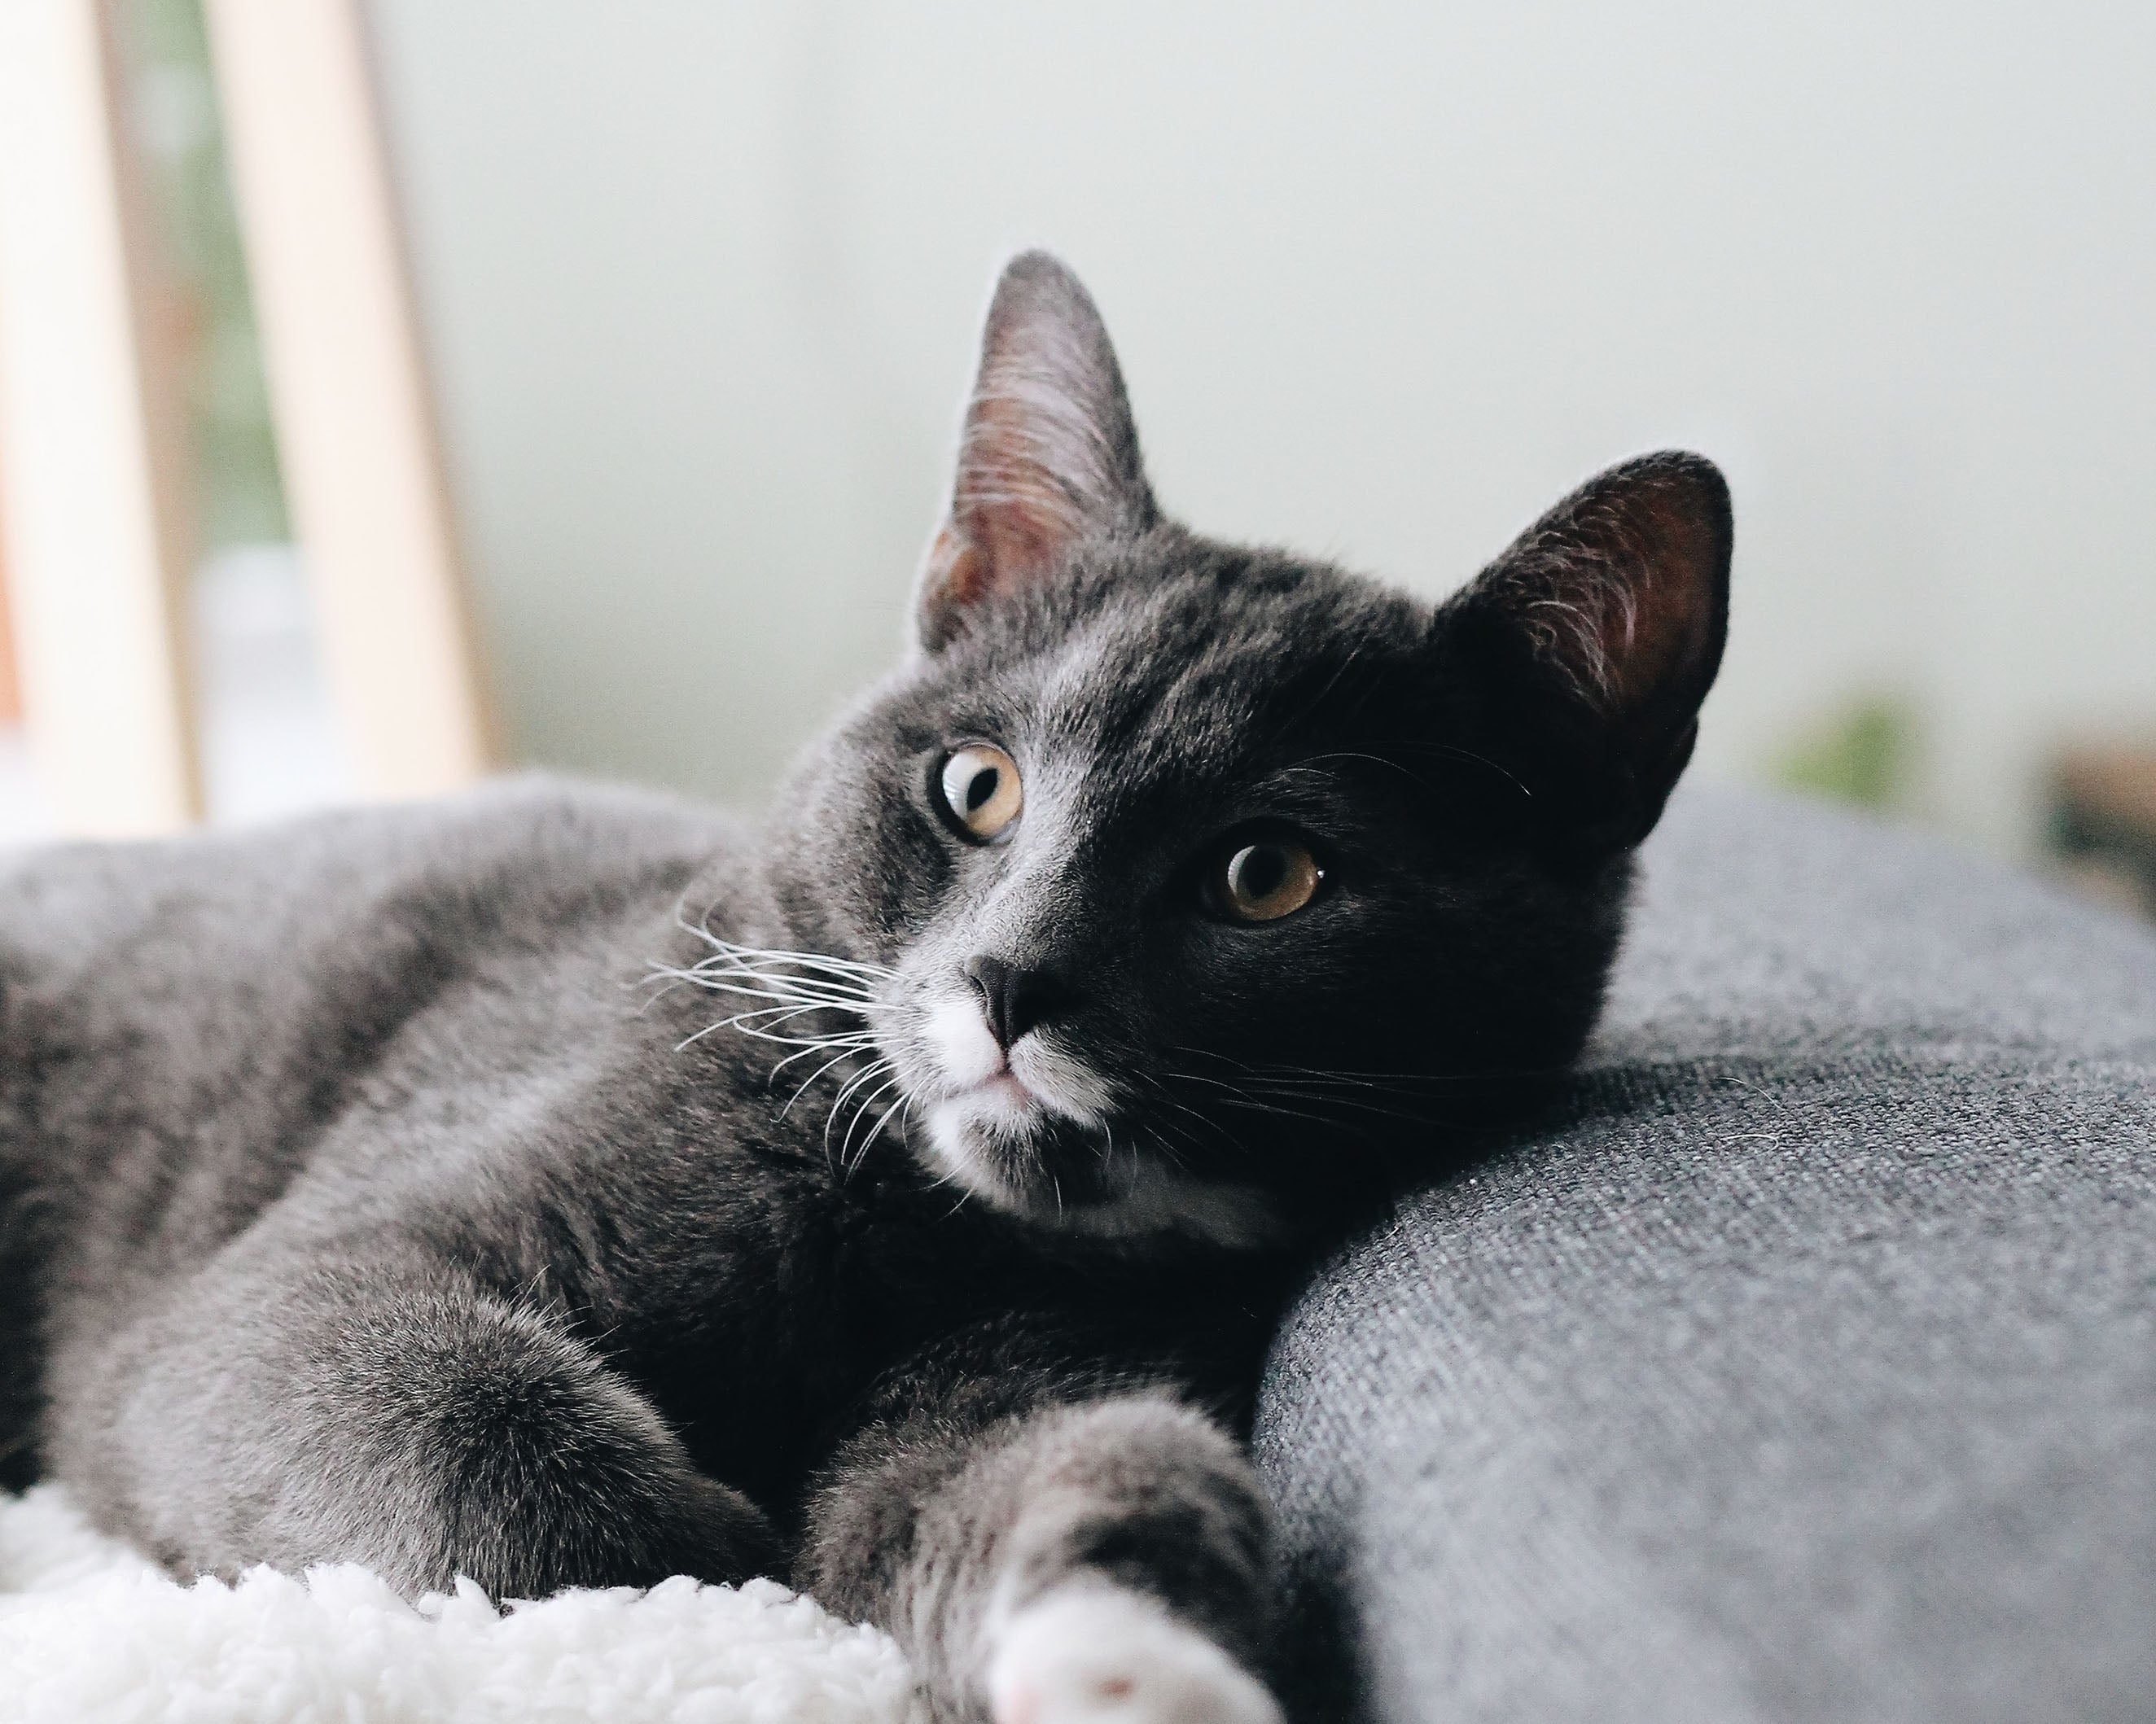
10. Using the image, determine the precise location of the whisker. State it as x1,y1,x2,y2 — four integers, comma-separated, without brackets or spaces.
840,1071,908,1175
675,1006,874,1054
672,953,876,991
1165,1041,1553,1089
654,968,898,1015
673,923,898,982
646,930,909,1107
824,1059,899,1160
840,1086,909,1180
769,1033,877,1081
1154,1062,1461,1135
782,1050,877,1119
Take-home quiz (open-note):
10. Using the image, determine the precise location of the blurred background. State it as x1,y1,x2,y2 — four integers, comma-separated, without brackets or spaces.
2,0,2151,912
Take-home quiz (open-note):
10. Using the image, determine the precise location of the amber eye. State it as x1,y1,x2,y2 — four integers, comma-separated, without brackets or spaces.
936,743,1023,842
1212,837,1325,922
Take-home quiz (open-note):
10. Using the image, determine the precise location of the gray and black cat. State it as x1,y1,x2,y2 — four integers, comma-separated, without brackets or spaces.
0,254,1728,1722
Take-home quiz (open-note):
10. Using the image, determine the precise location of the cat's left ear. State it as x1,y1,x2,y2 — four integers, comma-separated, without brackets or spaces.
1434,452,1732,852
914,252,1159,653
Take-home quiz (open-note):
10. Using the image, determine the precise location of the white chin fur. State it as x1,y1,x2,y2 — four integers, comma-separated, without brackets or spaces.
917,991,1283,1249
923,1099,1032,1201
921,1102,1283,1251
985,1586,1283,1724
923,996,1113,1129
1009,1035,1115,1124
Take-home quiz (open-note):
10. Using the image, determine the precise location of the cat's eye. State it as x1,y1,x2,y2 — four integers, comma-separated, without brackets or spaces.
1209,837,1325,923
935,743,1023,842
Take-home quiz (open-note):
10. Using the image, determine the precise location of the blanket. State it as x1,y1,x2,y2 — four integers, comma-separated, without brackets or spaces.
0,1486,922,1724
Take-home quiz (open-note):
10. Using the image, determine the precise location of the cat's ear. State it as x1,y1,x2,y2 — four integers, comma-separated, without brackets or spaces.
1434,452,1731,852
914,252,1159,653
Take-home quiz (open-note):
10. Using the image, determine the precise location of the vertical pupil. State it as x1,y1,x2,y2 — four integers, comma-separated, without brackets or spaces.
1238,847,1286,899
966,767,998,812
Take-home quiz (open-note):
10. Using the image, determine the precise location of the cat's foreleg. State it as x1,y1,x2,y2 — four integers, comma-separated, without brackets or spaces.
800,1356,1283,1724
48,1245,773,1597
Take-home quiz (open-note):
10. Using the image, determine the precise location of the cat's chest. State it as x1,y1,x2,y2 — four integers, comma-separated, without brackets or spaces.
585,1161,1008,1500
681,1160,1282,1407
613,1158,1114,1396
581,1092,1286,1503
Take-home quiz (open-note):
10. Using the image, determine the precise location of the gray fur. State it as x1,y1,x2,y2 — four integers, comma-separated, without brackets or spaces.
0,252,1729,1720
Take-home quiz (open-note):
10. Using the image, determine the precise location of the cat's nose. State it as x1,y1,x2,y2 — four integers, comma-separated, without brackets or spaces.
963,955,1064,1051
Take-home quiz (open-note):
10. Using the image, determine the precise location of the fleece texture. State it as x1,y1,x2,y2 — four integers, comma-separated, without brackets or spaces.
1257,788,2156,1722
0,1485,922,1724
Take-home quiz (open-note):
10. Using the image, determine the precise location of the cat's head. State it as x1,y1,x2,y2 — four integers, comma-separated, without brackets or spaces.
766,252,1729,1247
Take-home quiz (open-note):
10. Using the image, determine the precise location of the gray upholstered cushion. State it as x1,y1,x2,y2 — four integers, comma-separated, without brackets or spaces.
1255,787,2156,1723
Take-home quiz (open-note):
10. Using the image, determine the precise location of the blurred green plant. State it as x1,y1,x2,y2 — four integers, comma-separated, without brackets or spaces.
121,0,289,549
1773,694,1919,812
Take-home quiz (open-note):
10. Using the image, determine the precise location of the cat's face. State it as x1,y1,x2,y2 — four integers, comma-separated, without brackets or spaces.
772,253,1729,1248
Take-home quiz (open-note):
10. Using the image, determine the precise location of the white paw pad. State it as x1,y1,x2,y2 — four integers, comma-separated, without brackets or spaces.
986,1586,1284,1724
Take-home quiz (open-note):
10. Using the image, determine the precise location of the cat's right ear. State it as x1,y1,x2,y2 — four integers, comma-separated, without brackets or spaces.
1433,452,1732,854
914,252,1159,654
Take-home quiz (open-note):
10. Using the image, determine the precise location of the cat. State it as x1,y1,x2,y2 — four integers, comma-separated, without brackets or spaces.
0,252,1728,1722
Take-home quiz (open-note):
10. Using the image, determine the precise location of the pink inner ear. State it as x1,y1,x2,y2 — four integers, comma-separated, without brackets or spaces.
923,527,984,610
1566,484,1722,721
1488,455,1729,731
916,253,1157,650
950,386,1095,587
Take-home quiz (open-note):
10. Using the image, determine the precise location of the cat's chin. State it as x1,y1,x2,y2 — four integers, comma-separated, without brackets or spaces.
919,1100,1286,1252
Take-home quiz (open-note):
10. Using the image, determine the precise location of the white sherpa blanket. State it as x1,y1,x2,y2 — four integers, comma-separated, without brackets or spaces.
0,1486,923,1724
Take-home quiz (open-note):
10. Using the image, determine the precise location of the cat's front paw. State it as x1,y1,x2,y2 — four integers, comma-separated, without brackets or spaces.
985,1586,1283,1724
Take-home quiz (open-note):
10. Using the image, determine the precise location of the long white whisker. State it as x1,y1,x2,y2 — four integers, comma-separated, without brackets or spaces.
675,952,874,989
824,1060,897,1152
650,925,928,1161
847,1084,914,1171
703,1000,857,1033
677,1009,877,1054
782,1046,880,1116
839,1072,907,1175
768,1033,877,1079
653,968,892,1011
822,1059,898,1172
672,923,897,982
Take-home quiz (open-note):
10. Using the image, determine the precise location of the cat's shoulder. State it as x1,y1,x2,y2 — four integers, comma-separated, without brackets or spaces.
366,772,748,887
0,774,748,977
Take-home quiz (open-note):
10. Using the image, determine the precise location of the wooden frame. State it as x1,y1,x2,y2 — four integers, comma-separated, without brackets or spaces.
205,0,497,801
0,0,496,838
0,489,21,727
0,0,202,835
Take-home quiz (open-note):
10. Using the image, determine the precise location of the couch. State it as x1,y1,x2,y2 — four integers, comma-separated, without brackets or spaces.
1257,787,2156,1722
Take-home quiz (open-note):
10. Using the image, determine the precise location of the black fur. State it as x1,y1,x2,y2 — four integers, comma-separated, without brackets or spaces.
0,253,1728,1721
